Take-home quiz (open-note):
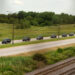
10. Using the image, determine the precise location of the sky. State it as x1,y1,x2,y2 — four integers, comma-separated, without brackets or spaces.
0,0,75,15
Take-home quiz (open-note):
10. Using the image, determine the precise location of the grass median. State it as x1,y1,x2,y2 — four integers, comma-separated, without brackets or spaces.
0,36,75,49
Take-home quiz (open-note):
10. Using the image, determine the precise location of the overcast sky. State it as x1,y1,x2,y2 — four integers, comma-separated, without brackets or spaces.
0,0,75,15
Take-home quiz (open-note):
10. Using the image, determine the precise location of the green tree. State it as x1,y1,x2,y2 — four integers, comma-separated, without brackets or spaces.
16,19,31,29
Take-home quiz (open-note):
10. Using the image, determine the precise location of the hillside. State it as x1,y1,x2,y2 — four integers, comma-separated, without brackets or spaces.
0,23,75,41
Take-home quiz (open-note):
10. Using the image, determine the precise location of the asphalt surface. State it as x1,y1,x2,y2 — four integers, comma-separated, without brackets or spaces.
0,35,67,44
0,37,50,45
0,38,75,57
14,37,51,43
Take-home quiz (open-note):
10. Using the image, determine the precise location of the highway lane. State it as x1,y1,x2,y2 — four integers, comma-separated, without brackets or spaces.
0,35,70,44
0,38,75,57
14,37,50,43
0,37,53,44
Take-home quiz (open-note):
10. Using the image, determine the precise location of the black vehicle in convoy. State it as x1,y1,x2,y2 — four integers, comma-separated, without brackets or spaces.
36,36,43,40
51,34,57,38
62,34,67,37
22,37,31,41
2,39,11,44
69,33,74,36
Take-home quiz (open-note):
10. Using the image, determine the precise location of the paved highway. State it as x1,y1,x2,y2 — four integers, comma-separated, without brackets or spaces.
14,37,51,43
0,39,75,57
0,35,69,44
0,37,51,44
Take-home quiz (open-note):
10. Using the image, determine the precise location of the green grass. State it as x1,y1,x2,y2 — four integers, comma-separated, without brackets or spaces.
0,47,75,75
0,36,75,49
0,23,75,41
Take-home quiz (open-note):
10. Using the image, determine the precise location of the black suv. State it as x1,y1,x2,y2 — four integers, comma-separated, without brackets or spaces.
62,34,67,37
22,37,30,41
36,36,43,40
51,34,57,38
69,33,74,36
2,39,11,44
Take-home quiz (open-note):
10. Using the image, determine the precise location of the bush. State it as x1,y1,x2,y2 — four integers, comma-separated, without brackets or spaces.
57,48,63,53
32,53,47,63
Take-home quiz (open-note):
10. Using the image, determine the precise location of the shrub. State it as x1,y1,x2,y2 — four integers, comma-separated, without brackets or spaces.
57,48,63,53
32,53,47,63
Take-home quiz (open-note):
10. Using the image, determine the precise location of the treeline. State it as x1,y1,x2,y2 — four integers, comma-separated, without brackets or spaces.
0,11,75,29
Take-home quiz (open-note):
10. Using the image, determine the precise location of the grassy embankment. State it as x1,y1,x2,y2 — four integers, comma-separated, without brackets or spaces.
0,23,75,41
0,47,75,75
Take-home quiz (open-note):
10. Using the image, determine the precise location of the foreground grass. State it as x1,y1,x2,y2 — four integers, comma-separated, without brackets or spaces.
0,47,75,75
0,36,75,49
0,23,75,41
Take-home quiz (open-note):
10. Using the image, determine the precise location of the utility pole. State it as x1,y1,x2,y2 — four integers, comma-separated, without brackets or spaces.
58,24,60,39
12,23,14,44
7,11,14,44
